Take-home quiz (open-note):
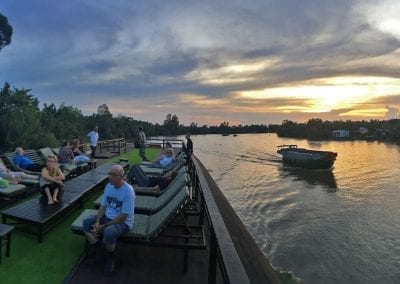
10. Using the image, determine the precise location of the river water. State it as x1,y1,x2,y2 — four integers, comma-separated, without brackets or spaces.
189,133,400,284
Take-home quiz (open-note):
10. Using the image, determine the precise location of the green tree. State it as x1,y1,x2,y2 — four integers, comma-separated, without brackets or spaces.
0,13,13,51
0,82,54,150
163,113,179,135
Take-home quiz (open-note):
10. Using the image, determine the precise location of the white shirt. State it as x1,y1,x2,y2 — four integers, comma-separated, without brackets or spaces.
87,130,99,146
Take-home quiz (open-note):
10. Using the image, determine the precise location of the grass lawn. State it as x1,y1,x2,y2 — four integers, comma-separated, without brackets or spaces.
0,148,160,284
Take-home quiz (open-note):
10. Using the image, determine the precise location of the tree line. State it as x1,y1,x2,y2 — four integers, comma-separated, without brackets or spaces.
0,82,270,152
277,118,400,141
3,82,400,152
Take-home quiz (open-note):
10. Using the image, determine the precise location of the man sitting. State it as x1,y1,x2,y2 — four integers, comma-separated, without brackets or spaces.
12,147,44,173
82,165,135,274
127,164,177,192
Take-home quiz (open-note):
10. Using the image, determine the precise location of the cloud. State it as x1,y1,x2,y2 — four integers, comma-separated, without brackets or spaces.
1,0,400,125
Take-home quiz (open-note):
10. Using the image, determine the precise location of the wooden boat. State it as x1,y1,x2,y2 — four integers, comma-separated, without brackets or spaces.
277,144,337,170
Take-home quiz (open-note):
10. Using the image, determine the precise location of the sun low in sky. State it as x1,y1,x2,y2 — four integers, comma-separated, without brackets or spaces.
1,0,400,125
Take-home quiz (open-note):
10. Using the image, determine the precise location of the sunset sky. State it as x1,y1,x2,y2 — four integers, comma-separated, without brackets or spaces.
1,0,400,126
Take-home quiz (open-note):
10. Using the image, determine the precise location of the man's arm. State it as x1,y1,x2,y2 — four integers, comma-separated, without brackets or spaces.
104,214,128,226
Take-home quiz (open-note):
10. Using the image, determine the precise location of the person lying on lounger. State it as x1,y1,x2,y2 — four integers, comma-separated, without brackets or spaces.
127,164,177,192
147,148,175,168
13,147,44,173
0,163,39,184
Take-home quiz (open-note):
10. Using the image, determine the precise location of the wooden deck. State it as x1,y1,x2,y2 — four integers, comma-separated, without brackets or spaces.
1,162,128,242
66,240,215,283
65,211,214,283
64,155,281,284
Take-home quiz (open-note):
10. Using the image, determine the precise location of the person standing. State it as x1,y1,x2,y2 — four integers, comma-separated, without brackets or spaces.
87,126,99,159
138,126,149,161
185,133,193,156
82,165,135,274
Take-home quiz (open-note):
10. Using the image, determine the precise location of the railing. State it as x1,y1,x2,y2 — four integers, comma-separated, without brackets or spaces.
144,138,184,149
188,154,282,284
84,138,127,156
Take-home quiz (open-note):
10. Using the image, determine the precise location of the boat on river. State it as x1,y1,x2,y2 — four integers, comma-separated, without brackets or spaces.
277,144,337,170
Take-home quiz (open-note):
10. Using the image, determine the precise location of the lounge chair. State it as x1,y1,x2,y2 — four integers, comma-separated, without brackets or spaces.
0,182,27,199
38,147,82,178
94,173,189,214
133,166,188,196
74,185,189,239
2,150,43,174
140,153,187,175
2,162,129,242
71,184,204,271
0,156,39,188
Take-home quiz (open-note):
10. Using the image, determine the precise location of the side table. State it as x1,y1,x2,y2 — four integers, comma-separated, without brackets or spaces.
0,223,14,264
87,159,97,170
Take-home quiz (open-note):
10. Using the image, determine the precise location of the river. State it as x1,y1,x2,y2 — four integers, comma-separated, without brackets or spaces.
189,133,400,284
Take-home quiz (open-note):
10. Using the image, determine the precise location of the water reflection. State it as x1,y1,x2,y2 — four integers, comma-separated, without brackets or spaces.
280,166,338,191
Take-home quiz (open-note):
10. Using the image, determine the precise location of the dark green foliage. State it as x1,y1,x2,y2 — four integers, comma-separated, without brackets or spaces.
4,81,399,151
163,113,179,135
0,12,12,51
277,117,400,141
0,83,49,150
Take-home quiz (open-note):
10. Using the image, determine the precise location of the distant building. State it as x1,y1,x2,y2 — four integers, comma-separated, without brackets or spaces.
332,130,350,138
359,127,368,134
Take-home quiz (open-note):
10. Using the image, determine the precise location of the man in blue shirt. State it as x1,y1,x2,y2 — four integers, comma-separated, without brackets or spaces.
13,147,44,173
83,164,135,274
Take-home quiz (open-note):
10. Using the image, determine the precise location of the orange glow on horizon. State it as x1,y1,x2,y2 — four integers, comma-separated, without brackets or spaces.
239,76,400,115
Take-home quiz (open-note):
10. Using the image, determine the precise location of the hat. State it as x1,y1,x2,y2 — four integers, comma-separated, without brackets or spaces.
0,178,9,188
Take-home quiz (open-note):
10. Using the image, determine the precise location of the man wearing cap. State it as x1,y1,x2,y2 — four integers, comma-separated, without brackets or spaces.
82,164,135,274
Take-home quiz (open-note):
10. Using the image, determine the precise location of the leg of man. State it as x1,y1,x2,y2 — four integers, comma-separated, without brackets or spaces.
102,223,129,274
129,165,149,186
139,144,149,161
90,146,96,159
148,161,163,168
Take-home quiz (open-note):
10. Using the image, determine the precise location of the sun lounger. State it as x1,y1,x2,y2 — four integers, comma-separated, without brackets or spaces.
38,147,80,178
72,184,204,272
74,185,190,239
133,166,188,195
94,173,189,214
140,153,187,176
2,151,43,174
1,162,128,242
51,147,60,155
0,183,27,199
0,157,40,188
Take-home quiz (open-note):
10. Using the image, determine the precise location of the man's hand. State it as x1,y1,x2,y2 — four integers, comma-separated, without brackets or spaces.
91,223,106,236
